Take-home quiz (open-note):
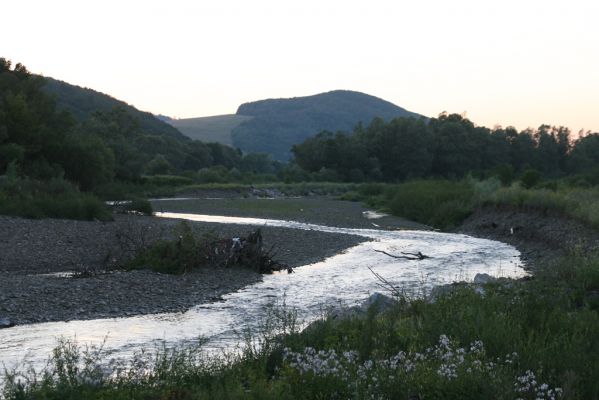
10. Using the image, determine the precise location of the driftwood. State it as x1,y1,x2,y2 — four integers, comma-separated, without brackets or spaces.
207,229,290,274
375,249,431,260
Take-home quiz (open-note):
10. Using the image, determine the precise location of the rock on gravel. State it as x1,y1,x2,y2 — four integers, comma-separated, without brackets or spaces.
0,317,14,329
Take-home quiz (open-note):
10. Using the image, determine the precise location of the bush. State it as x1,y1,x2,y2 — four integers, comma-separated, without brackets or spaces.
122,197,153,215
520,168,542,189
142,174,193,186
127,223,285,274
492,164,515,186
0,177,112,221
387,180,475,229
127,222,201,274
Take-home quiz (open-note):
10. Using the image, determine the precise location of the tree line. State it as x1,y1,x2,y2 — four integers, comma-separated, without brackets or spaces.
291,113,599,184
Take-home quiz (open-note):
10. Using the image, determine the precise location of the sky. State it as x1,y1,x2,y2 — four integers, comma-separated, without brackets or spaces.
4,0,599,132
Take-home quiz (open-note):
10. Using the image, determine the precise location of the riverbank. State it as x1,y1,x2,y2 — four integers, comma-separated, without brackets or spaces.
0,197,424,326
458,205,599,269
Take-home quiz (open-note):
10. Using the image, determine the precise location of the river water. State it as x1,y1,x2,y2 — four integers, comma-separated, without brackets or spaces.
0,212,526,375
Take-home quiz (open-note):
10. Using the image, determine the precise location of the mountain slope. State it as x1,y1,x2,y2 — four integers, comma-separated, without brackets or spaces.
168,114,253,146
43,77,187,141
231,90,422,161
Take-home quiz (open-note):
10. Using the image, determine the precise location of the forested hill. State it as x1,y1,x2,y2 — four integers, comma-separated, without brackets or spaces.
1,58,272,201
43,77,187,141
231,90,422,161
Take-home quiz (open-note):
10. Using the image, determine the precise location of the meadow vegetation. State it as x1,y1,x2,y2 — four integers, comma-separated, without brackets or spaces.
340,177,599,231
0,175,111,221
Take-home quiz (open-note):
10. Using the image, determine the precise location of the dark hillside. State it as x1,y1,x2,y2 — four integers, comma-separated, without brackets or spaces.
43,77,187,141
232,90,422,161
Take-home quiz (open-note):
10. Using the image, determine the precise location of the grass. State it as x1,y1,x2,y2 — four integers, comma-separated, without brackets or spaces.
339,180,477,230
341,178,599,231
6,255,599,399
0,177,112,221
125,222,216,274
485,186,599,228
94,181,358,202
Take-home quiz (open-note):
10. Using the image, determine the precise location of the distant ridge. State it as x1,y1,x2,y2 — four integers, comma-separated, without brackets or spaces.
171,90,422,161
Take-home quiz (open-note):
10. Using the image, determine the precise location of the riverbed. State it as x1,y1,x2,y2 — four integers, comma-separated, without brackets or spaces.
0,200,526,376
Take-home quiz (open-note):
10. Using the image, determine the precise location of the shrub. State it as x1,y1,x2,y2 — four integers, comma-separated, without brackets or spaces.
142,174,193,186
387,180,475,229
126,222,202,274
0,177,111,221
126,223,285,274
121,197,153,215
492,164,515,186
520,168,542,189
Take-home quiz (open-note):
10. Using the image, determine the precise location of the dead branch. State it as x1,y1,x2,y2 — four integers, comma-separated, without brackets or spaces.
374,249,431,260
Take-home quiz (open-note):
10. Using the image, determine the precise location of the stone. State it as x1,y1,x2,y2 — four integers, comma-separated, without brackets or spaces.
359,292,396,312
473,273,497,284
0,317,14,329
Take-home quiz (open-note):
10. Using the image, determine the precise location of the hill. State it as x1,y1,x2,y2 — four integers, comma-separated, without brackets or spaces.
232,90,422,161
168,114,253,146
43,77,187,141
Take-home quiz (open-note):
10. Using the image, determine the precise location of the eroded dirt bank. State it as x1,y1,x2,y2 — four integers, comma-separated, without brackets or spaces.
458,206,599,269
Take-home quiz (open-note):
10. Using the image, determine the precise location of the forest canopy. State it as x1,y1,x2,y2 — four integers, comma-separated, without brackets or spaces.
291,112,599,184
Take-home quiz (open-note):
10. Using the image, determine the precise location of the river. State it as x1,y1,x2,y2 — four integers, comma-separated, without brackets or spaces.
0,212,526,376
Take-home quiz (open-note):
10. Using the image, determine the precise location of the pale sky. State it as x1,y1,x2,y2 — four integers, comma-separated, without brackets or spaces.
4,0,599,132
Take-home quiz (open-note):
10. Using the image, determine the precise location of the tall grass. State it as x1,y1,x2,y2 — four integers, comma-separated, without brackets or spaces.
0,177,111,221
344,179,599,231
342,180,477,230
485,186,599,228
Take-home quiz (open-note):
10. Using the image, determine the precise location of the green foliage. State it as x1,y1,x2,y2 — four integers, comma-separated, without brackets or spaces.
520,168,542,189
486,185,599,228
195,165,233,183
0,177,111,220
385,180,475,230
493,164,515,186
0,59,282,218
127,222,202,274
144,154,174,175
291,113,595,185
127,223,283,274
142,174,193,186
43,77,186,140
